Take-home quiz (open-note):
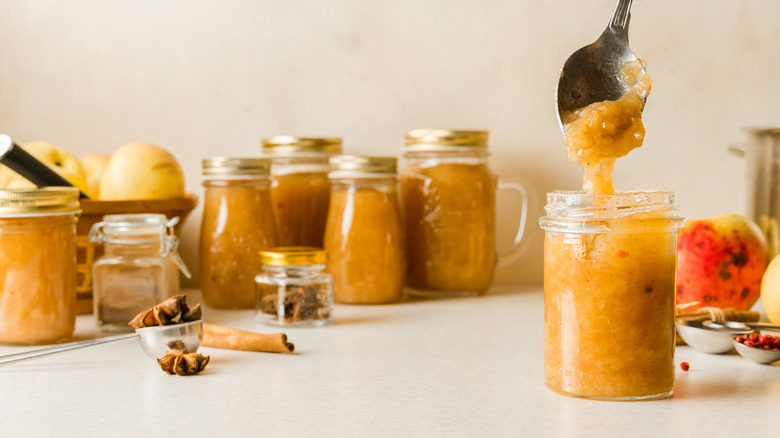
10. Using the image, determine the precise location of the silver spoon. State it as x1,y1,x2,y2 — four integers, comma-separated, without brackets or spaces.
555,0,642,130
0,320,203,365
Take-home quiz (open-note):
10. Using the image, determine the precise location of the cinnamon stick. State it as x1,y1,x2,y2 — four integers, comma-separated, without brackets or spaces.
202,323,294,354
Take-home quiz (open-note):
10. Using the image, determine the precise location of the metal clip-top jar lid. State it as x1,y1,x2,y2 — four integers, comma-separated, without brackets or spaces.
260,247,328,266
329,155,397,178
262,136,342,155
202,157,270,180
89,213,192,278
405,129,489,151
0,187,80,216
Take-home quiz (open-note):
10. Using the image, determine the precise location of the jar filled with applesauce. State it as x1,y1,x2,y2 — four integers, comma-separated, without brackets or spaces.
262,136,342,248
0,187,80,345
90,214,191,332
539,191,684,400
401,129,528,297
324,155,405,304
200,157,277,309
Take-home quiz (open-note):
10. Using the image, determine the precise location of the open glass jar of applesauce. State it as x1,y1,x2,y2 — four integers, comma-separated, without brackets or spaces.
262,136,342,248
200,158,277,309
539,191,684,400
0,187,80,345
325,155,405,304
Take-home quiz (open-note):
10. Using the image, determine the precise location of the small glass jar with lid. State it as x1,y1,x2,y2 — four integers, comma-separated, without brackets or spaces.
539,190,684,400
255,247,333,327
200,157,278,309
90,214,191,332
324,155,405,304
401,129,528,297
262,136,342,248
0,187,80,345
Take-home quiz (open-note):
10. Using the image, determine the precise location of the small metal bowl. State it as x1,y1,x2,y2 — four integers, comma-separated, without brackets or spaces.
732,338,780,364
676,320,747,354
135,320,203,359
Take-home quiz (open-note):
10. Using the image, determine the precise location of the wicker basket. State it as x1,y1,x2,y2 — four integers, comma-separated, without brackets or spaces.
76,194,198,314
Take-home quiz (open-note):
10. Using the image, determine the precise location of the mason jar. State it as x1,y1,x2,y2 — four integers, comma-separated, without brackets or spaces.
324,155,405,304
401,129,528,297
200,157,277,309
538,190,685,400
255,247,333,327
90,214,190,332
262,136,342,248
0,187,80,345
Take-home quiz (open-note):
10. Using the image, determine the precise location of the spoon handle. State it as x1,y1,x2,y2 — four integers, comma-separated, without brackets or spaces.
0,333,138,365
745,322,780,332
609,0,634,31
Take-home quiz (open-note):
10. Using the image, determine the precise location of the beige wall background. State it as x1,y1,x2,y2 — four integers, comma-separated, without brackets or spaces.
2,0,779,287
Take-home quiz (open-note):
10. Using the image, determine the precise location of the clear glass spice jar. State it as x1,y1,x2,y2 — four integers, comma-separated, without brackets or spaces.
255,247,333,327
200,157,278,309
90,214,191,332
324,155,406,304
538,191,684,401
262,136,342,248
0,187,80,345
401,129,528,297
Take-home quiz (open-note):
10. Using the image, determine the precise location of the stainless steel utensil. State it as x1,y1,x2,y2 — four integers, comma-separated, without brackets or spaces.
676,320,743,354
0,320,203,365
728,127,780,258
0,134,89,199
733,339,780,364
555,0,641,130
703,320,780,333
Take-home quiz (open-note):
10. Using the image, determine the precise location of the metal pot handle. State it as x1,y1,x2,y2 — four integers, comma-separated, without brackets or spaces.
729,143,746,157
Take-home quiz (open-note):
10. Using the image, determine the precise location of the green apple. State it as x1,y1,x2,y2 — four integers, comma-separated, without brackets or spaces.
80,153,110,199
99,142,185,200
0,140,88,193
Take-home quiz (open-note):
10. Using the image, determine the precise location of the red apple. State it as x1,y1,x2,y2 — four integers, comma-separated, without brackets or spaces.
677,213,769,312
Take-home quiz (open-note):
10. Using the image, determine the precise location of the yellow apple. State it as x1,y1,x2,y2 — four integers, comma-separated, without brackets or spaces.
760,256,780,324
0,140,88,193
99,142,185,200
80,153,110,199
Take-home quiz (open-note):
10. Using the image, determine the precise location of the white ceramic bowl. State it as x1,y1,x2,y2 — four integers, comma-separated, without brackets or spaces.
733,338,780,364
676,320,740,354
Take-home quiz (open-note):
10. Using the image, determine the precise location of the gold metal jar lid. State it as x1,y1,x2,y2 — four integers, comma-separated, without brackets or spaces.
202,157,270,179
405,129,489,151
0,187,80,216
262,136,343,155
329,155,397,178
260,247,328,266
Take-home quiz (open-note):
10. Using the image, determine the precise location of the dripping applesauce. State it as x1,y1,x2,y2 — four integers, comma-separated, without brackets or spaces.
544,61,680,399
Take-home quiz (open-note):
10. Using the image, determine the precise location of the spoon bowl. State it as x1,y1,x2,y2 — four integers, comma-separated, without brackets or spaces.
136,320,203,359
555,0,641,130
676,320,743,354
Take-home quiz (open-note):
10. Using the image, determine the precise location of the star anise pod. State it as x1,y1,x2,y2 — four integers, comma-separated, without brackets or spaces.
157,349,210,376
129,295,201,328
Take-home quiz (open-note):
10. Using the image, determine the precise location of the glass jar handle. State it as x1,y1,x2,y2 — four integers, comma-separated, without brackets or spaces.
496,179,529,267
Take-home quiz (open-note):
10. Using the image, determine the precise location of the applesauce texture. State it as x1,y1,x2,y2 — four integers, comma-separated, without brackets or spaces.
402,160,496,293
562,60,652,195
0,214,77,344
270,170,330,247
325,181,405,304
200,180,277,309
543,212,677,399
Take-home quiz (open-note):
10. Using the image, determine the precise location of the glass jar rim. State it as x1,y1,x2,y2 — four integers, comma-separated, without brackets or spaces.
539,190,685,233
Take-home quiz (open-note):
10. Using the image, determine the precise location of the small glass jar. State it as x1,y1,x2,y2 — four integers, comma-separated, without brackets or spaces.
538,191,685,401
90,214,191,332
325,155,405,304
255,247,333,327
0,187,80,345
200,157,278,309
262,136,342,248
401,129,527,297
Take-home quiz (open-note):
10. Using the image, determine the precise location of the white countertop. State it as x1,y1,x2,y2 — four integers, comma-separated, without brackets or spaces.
1,286,778,437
